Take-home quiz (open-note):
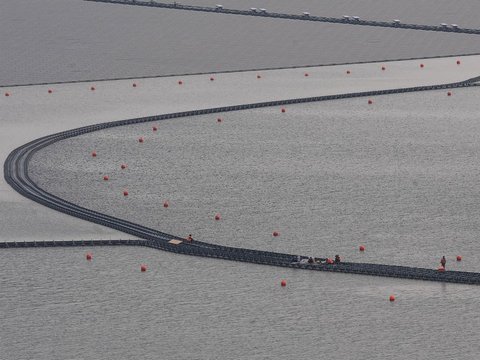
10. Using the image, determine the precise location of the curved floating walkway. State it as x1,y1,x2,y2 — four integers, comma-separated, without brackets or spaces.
5,80,480,285
86,0,480,35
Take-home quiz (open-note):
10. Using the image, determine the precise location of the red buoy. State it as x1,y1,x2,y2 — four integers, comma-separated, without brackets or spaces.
456,60,461,65
272,231,279,237
132,83,137,87
152,126,158,131
214,213,221,221
103,175,109,181
346,70,351,74
457,255,462,261
359,245,365,252
163,201,169,208
48,89,53,94
123,190,129,197
178,80,183,85
141,264,147,272
304,73,309,77
210,77,215,81
121,164,127,170
281,280,287,287
4,92,10,97
257,74,261,79
281,108,286,113
91,151,97,158
420,64,424,68
447,91,452,96
381,66,386,71
438,266,445,272
138,137,144,143
90,86,96,91
368,99,373,105
389,295,395,302
217,117,222,123
86,253,92,261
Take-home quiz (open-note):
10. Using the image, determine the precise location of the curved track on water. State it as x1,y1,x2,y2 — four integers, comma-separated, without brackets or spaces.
5,79,480,285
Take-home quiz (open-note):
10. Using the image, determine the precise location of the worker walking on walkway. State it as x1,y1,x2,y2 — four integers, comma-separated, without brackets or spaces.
440,255,446,269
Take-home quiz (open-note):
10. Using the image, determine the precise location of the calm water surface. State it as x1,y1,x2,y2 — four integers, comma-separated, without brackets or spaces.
10,87,480,359
2,0,480,85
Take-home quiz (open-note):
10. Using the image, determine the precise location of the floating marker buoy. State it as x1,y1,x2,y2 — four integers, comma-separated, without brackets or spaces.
272,231,279,237
178,80,183,85
381,66,386,71
141,264,147,272
346,70,351,74
91,151,97,157
132,83,137,87
90,86,96,91
420,64,424,68
389,295,395,302
281,108,286,113
214,213,221,221
152,126,158,131
123,190,129,197
281,280,287,287
359,245,365,252
368,99,373,105
438,266,445,272
163,201,169,208
304,73,309,77
86,253,92,261
121,164,127,170
5,92,10,97
457,60,461,65
210,77,215,81
103,175,109,181
257,74,261,79
48,89,53,94
447,91,452,96
138,137,144,143
457,255,462,261
217,117,222,123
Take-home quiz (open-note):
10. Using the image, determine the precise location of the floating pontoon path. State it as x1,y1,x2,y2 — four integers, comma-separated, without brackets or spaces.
85,0,480,35
0,239,146,248
5,80,480,285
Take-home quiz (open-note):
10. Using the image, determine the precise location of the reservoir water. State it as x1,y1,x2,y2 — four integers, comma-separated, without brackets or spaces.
5,86,478,359
2,0,480,86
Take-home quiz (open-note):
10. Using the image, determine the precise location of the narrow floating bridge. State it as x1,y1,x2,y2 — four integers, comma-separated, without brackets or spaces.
3,238,480,285
85,0,480,35
0,239,146,248
4,81,480,286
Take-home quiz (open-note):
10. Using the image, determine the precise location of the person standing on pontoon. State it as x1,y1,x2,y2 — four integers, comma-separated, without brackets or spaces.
440,256,446,269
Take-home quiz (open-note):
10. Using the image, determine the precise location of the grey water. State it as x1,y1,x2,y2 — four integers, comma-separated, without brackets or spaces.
11,87,480,359
2,0,480,86
2,245,479,360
